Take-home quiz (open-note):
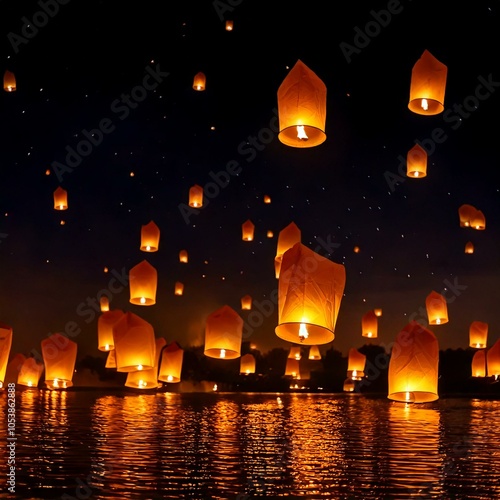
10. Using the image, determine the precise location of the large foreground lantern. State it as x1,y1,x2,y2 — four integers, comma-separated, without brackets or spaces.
17,357,44,388
362,311,378,338
425,291,448,325
129,260,157,305
240,353,256,374
388,321,439,403
242,220,255,241
0,324,13,389
277,60,327,148
125,337,166,389
42,334,77,390
469,321,488,349
347,348,366,380
471,350,486,378
275,222,301,279
275,243,345,345
140,221,160,252
487,339,500,378
284,358,300,378
3,70,16,92
406,144,427,178
189,184,203,207
204,305,243,359
158,342,184,383
97,309,125,352
53,186,68,210
408,50,447,116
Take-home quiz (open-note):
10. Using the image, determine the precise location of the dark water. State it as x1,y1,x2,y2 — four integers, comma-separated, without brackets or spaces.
1,390,500,499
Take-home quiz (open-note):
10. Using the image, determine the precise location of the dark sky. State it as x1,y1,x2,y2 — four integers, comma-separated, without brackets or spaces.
1,0,499,361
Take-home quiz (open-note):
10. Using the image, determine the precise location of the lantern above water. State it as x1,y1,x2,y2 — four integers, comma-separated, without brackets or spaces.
277,60,327,148
471,350,486,377
362,311,378,338
275,243,346,345
204,305,243,359
465,241,474,254
179,250,188,263
140,221,160,252
3,70,16,92
388,321,439,403
343,378,355,392
225,20,234,31
100,296,110,312
53,186,68,210
408,50,447,116
487,339,500,378
240,353,256,375
158,341,184,383
189,184,203,207
5,353,26,385
425,290,448,325
275,222,301,279
347,348,366,380
288,346,302,360
458,204,477,227
406,144,427,178
125,337,166,389
469,321,488,349
97,309,124,352
284,358,300,378
0,324,13,389
17,357,44,388
241,295,252,310
242,220,255,241
174,281,184,296
193,72,206,91
42,334,77,390
308,345,321,360
129,260,157,305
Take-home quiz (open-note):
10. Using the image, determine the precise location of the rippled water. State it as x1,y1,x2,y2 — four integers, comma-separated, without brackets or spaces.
1,390,500,499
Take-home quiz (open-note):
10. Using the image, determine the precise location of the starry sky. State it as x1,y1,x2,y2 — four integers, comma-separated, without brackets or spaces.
1,0,499,361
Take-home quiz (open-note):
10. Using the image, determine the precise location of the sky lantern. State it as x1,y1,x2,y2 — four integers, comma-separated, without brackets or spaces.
308,345,321,360
97,309,124,352
277,59,327,148
105,349,116,369
465,241,474,254
374,308,383,317
284,358,300,378
129,260,157,305
425,290,448,325
140,221,160,252
158,341,184,383
204,305,243,359
53,186,68,210
458,204,477,227
3,70,16,92
113,311,156,372
408,49,447,115
240,353,256,374
347,348,366,380
275,222,301,279
486,339,500,378
406,144,427,178
471,350,486,377
189,184,203,207
288,346,302,360
353,246,360,253
42,333,77,390
343,378,355,392
275,243,346,345
225,20,234,31
174,281,184,296
470,209,486,230
100,296,110,312
388,321,439,403
469,321,488,349
267,230,274,238
179,250,188,263
125,337,166,389
193,72,206,91
17,357,44,388
242,219,255,241
0,324,13,389
263,195,271,204
362,311,378,338
5,353,25,385
241,294,252,310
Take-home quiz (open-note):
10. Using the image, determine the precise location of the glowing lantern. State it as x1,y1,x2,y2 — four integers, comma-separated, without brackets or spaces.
0,324,13,389
362,311,378,338
125,337,166,389
179,250,188,263
288,346,302,360
469,321,488,349
408,50,447,116
225,20,234,31
17,357,44,388
242,220,255,241
374,308,383,317
471,350,486,377
275,243,346,345
240,353,256,374
189,184,203,207
140,221,160,252
129,260,157,305
285,358,300,378
174,281,184,296
277,59,327,148
353,246,360,253
98,309,124,352
471,210,486,230
113,312,156,372
275,222,301,279
425,290,448,325
105,349,116,369
267,230,274,238
406,144,427,178
486,339,500,378
5,353,25,386
343,378,355,392
53,186,68,210
204,305,243,359
465,241,474,254
263,195,271,204
388,321,439,403
458,204,477,227
42,333,77,390
3,70,16,92
158,342,184,383
347,348,366,380
100,296,110,312
193,72,206,91
241,295,252,310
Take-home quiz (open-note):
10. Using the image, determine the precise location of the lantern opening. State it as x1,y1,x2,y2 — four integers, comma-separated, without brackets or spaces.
297,125,308,140
421,99,428,111
220,349,226,359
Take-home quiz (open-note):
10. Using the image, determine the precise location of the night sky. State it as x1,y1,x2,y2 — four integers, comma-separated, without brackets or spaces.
1,0,499,362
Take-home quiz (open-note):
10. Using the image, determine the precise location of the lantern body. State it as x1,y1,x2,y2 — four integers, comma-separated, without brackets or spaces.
5,354,26,385
241,295,252,310
193,72,206,91
129,260,157,305
471,350,486,377
225,20,233,31
53,186,68,210
353,246,360,253
0,324,13,388
277,60,327,148
406,144,427,178
408,50,447,115
100,296,110,312
42,334,77,390
343,378,355,392
362,311,378,338
242,220,255,241
98,309,124,351
469,321,488,348
275,243,345,345
125,337,166,389
275,222,301,279
174,281,184,296
388,321,439,403
179,250,188,263
112,312,156,372
374,308,383,317
105,349,116,369
158,342,184,383
204,305,243,359
267,230,274,238
240,353,256,374
285,358,300,378
458,204,477,227
189,184,203,207
288,346,302,360
347,348,366,380
465,242,474,254
263,195,271,204
471,210,486,230
425,291,448,325
17,357,44,388
308,345,321,360
140,221,160,252
487,339,500,377
3,70,16,92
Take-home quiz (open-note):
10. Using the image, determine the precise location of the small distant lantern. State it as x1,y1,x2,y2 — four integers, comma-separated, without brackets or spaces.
3,70,16,92
353,246,360,253
158,342,184,383
458,204,477,227
275,222,301,279
469,321,488,349
240,353,256,374
465,241,474,254
406,144,427,178
53,186,68,210
277,60,327,148
100,296,110,312
129,260,157,305
241,295,252,310
387,321,439,403
263,195,271,204
0,324,13,389
343,378,355,392
105,349,116,369
225,20,234,31
486,339,500,378
471,210,486,230
284,358,300,378
179,250,188,263
374,308,383,317
362,310,378,338
267,230,274,238
42,333,77,390
174,281,184,296
275,243,346,345
189,184,203,207
140,221,160,252
308,345,321,360
17,357,44,388
204,305,243,359
425,290,448,325
347,348,366,380
288,346,302,360
471,350,486,377
125,337,166,389
242,220,255,241
193,72,206,91
408,50,447,116
97,309,124,352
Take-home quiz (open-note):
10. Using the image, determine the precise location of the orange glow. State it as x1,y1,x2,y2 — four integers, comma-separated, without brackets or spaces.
347,348,366,380
193,72,206,91
17,357,44,388
471,350,486,377
158,341,184,383
362,310,378,338
204,305,243,359
97,309,124,352
42,334,77,390
140,220,160,252
179,249,188,263
241,294,252,310
239,353,256,374
189,184,203,207
125,337,166,389
308,345,321,360
53,186,68,210
406,144,427,178
465,241,474,254
0,324,13,388
174,281,184,296
225,20,234,31
3,70,16,92
275,222,301,279
469,321,488,349
486,339,500,377
129,260,157,305
425,290,448,325
242,219,255,241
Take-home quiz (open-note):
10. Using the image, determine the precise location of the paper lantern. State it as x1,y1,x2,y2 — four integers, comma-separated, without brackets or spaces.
179,250,188,263
241,295,252,310
189,184,203,207
408,50,447,116
225,20,234,31
112,312,156,372
362,311,378,338
100,296,110,312
53,186,68,210
158,342,184,383
267,230,274,238
425,290,448,325
288,346,302,360
471,350,486,377
3,70,16,92
17,357,44,388
387,321,439,403
140,221,160,252
343,378,355,392
347,348,366,380
353,246,360,253
470,210,486,230
129,260,157,305
284,358,300,378
308,345,321,360
42,334,77,390
242,219,255,241
465,242,474,254
5,353,25,386
97,309,124,352
406,144,427,178
374,308,383,317
0,324,13,389
275,243,346,345
125,337,166,389
486,339,500,378
174,281,184,296
204,305,243,359
105,349,116,369
193,72,206,91
458,204,477,227
263,195,271,204
275,222,301,279
469,321,488,349
277,60,327,148
240,353,256,374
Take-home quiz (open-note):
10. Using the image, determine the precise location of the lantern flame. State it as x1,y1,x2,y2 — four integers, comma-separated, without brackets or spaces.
220,349,226,359
167,375,173,382
367,332,372,338
299,322,309,341
352,370,357,378
140,297,146,304
27,381,32,387
297,125,308,140
414,171,419,177
137,364,143,370
436,318,441,325
104,344,109,351
421,99,428,111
